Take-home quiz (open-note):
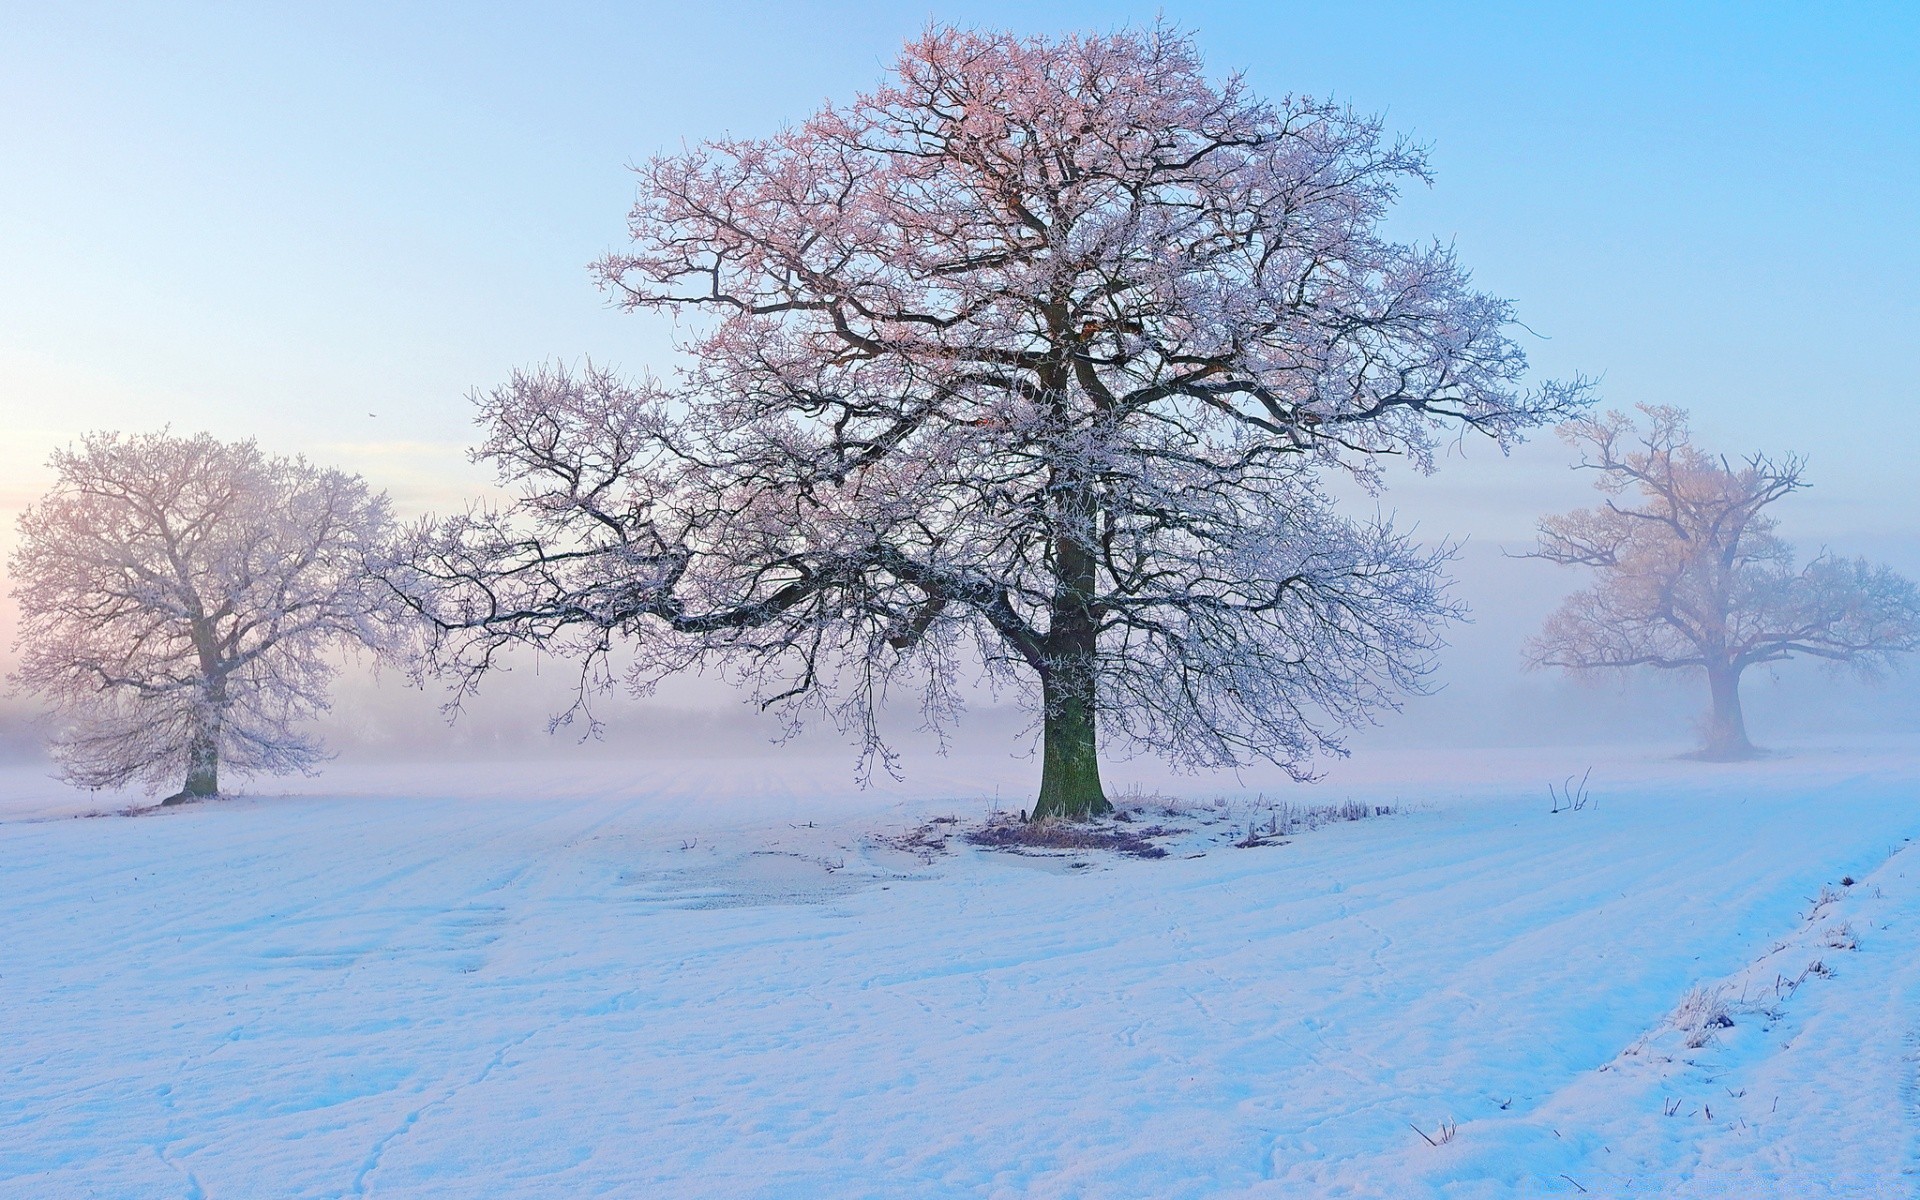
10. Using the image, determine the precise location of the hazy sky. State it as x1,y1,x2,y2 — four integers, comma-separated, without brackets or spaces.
3,2,1917,764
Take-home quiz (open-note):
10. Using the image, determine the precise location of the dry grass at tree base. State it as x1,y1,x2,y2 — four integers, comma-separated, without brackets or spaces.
873,796,1400,865
965,818,1180,859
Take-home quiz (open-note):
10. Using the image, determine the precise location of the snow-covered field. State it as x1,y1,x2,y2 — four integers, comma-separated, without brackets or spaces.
4,744,1918,1198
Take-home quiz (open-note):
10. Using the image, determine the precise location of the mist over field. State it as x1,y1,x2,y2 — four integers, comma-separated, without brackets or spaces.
10,455,1914,783
196,532,1920,768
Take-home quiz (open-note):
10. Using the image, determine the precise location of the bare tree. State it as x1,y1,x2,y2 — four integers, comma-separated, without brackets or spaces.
1527,406,1920,759
401,26,1585,818
9,431,402,802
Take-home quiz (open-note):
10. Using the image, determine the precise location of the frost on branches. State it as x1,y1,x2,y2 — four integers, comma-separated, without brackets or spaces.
403,26,1585,818
1527,406,1920,759
9,432,403,802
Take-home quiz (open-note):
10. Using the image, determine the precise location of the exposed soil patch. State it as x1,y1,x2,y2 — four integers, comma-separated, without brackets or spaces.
965,817,1182,859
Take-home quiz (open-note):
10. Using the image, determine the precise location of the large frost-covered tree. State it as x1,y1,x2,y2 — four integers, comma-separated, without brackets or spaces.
1527,406,1920,759
9,432,401,802
403,26,1584,818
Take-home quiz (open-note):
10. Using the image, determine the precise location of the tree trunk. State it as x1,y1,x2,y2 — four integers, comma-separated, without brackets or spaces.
1034,669,1109,821
167,670,224,805
162,732,219,805
1698,662,1757,760
1031,356,1110,822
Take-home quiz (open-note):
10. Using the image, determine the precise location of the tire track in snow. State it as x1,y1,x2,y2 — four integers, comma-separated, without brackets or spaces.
1412,836,1920,1197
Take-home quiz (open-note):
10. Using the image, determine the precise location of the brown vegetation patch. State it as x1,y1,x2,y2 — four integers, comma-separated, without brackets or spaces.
965,818,1179,859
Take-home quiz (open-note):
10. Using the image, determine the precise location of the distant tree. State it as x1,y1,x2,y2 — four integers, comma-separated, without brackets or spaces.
9,431,402,802
401,25,1585,818
1526,406,1920,759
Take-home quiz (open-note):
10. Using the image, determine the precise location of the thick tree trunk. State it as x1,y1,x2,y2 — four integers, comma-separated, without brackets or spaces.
166,733,220,804
167,667,224,805
1698,662,1757,760
1033,475,1110,820
1034,669,1109,821
1029,352,1112,822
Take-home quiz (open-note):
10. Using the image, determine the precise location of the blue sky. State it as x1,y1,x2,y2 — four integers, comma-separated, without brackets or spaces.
3,2,1918,751
4,3,1915,526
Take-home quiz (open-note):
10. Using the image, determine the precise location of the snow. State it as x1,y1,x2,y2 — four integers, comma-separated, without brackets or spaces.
3,744,1919,1197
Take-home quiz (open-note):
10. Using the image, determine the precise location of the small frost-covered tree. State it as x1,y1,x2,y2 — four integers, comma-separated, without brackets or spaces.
401,26,1584,818
9,431,402,802
1527,406,1920,759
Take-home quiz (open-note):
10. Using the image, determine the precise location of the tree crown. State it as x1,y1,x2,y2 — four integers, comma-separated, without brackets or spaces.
10,431,402,792
404,25,1585,789
1528,405,1920,678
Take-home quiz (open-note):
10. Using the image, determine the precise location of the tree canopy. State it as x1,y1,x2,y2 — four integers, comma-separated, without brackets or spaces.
1528,406,1920,758
402,26,1585,815
10,431,402,800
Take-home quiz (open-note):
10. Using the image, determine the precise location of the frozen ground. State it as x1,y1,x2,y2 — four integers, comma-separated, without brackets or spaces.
3,743,1919,1197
